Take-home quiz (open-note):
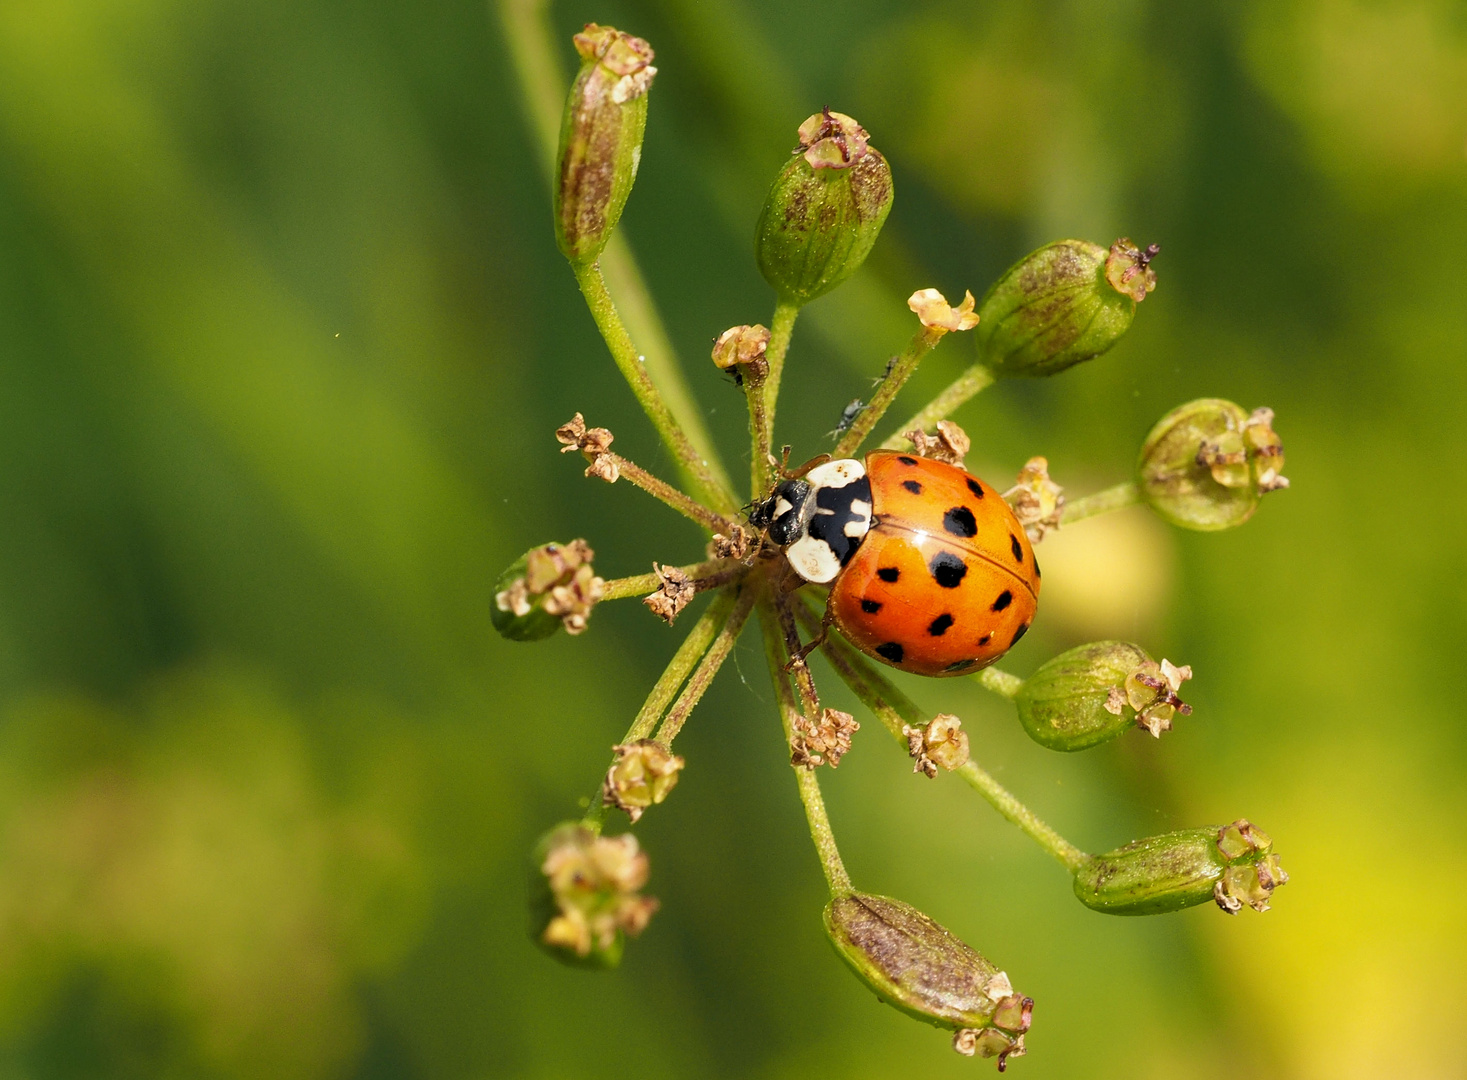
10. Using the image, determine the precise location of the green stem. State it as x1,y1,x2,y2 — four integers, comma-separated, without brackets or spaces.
833,325,944,459
954,763,1089,873
758,598,853,897
974,667,1023,699
600,453,735,533
808,607,1087,873
655,585,758,744
498,0,738,513
753,300,801,497
573,262,737,513
582,587,739,828
1061,480,1141,524
600,558,751,602
880,362,996,450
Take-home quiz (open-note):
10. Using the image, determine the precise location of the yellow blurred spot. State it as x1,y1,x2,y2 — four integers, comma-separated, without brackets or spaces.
1033,504,1174,640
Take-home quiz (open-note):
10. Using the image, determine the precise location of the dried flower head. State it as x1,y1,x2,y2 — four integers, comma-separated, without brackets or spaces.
1125,657,1193,737
796,108,870,169
1004,457,1066,543
494,539,604,639
643,562,696,624
791,707,859,769
711,324,771,379
534,824,660,964
602,739,685,822
1214,819,1290,913
556,413,620,482
1104,238,1160,302
904,714,970,777
905,419,971,467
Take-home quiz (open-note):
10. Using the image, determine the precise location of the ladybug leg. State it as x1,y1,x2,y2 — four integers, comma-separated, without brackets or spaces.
782,451,833,481
784,604,835,670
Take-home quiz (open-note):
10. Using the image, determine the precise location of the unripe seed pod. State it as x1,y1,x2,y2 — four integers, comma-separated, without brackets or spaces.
974,237,1158,377
529,822,660,969
554,25,656,265
825,893,1032,1067
754,110,894,304
1073,818,1288,916
1137,399,1289,531
493,540,604,641
1015,641,1193,750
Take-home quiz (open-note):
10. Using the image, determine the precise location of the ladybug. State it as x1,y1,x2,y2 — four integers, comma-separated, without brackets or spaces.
757,451,1040,677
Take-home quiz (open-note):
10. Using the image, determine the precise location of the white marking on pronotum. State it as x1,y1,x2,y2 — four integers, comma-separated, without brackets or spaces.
804,458,865,489
774,497,793,518
786,536,842,584
846,498,873,537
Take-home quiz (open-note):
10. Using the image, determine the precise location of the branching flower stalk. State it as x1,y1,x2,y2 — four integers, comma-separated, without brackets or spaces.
500,13,1293,1065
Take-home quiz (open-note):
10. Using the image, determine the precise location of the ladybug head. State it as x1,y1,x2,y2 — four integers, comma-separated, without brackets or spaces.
753,459,873,584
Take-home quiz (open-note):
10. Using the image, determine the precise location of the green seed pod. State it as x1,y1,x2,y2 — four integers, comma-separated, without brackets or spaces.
754,110,894,304
1074,818,1288,916
824,893,1032,1066
1137,399,1289,531
974,237,1158,377
493,539,604,641
529,822,660,969
1015,641,1193,751
554,25,656,265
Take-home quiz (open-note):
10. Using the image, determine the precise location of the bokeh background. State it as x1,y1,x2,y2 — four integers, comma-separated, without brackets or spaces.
0,0,1464,1076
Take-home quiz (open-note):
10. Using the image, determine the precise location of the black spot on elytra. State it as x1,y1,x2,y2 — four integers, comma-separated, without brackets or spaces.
1010,623,1030,647
1010,534,1024,563
902,479,923,494
927,613,953,636
944,659,978,672
897,455,918,466
1034,557,1041,579
991,590,1013,612
978,633,992,646
966,478,985,499
943,506,977,538
860,599,882,614
929,552,968,588
875,641,905,663
877,567,900,582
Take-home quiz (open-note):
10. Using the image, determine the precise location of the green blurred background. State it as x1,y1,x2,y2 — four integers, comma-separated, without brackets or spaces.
0,0,1464,1076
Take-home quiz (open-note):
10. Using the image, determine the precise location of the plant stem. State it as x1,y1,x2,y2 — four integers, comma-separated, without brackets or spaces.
753,300,801,497
974,667,1023,699
880,362,996,450
594,452,735,533
833,325,943,459
1061,480,1141,524
808,607,1088,873
772,585,823,719
758,597,853,897
954,763,1089,873
582,587,739,828
600,558,751,602
573,262,737,513
497,0,738,513
655,585,758,744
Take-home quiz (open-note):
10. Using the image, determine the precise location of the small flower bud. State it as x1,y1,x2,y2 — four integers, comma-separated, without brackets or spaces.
554,25,657,265
1015,641,1193,750
754,110,894,304
493,539,604,640
529,823,660,968
1137,399,1289,531
908,288,980,333
825,893,1032,1068
602,739,685,822
711,324,771,385
1003,457,1065,543
903,714,970,777
790,707,859,769
973,237,1158,377
1073,818,1288,916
